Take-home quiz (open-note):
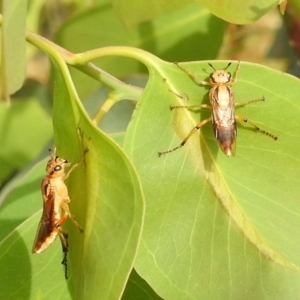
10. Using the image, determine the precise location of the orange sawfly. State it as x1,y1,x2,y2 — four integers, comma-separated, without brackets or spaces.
158,61,277,157
32,147,88,278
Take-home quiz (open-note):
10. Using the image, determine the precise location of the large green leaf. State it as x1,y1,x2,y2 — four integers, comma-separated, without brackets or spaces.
51,61,144,299
124,59,300,299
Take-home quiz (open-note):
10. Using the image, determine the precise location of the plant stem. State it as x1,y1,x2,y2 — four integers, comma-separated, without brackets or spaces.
92,95,116,125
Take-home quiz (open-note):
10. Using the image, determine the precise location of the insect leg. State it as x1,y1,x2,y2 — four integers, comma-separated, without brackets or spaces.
170,104,211,110
55,213,69,228
64,148,89,179
58,229,69,279
69,215,83,232
174,62,211,86
235,96,265,108
168,89,189,101
231,61,241,84
168,88,211,110
60,202,84,232
235,115,278,140
158,117,212,157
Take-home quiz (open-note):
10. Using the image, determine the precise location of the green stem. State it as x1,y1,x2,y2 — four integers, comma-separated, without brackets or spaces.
71,46,163,71
92,95,116,125
75,62,142,101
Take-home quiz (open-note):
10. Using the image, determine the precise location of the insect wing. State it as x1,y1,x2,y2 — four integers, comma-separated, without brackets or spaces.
32,181,58,253
209,85,236,156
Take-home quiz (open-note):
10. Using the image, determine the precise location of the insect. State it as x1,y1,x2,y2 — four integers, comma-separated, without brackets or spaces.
32,147,88,279
158,61,278,157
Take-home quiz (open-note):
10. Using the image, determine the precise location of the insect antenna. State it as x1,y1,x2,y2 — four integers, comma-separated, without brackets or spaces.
48,147,57,158
208,63,216,71
224,62,232,70
209,62,232,71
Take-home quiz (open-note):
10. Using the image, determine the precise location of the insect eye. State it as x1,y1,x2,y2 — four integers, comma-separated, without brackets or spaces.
210,73,217,83
54,165,62,172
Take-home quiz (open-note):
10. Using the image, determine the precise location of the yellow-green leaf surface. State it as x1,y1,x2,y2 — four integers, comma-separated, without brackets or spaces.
0,1,26,100
124,59,300,299
196,0,279,23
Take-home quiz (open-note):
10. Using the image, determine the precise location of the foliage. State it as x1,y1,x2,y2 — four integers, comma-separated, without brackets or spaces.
1,1,300,300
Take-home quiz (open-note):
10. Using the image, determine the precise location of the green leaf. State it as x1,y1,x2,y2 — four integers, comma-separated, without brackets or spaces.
0,0,27,100
0,58,144,299
195,0,279,24
55,3,225,98
124,59,300,299
51,59,144,299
